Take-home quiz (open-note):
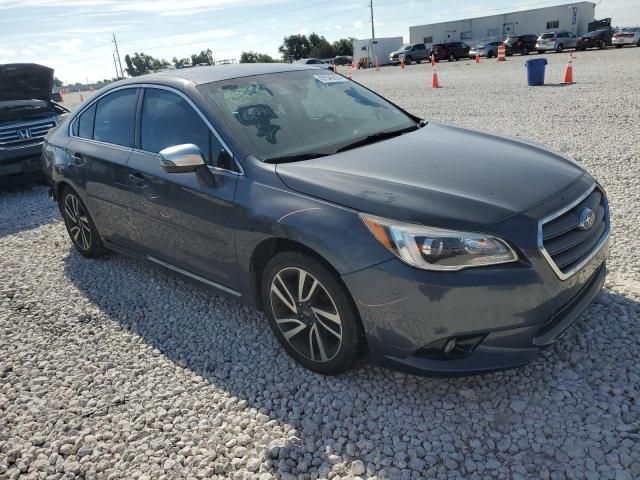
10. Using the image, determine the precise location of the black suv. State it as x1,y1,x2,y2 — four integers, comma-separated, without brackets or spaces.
431,42,471,62
504,35,538,55
0,63,68,184
576,29,612,50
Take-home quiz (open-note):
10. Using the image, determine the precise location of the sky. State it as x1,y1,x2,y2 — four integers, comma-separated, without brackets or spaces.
0,0,637,84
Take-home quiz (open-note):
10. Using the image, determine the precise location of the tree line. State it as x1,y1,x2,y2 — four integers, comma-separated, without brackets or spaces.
121,34,354,76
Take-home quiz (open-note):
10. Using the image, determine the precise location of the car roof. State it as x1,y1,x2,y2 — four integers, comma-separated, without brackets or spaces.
115,63,320,86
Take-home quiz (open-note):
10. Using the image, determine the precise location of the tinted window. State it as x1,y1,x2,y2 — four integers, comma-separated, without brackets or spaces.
94,89,137,147
141,88,222,166
77,103,96,139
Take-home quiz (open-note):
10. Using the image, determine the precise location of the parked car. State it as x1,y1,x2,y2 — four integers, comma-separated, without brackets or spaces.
612,27,640,47
294,58,333,70
0,63,68,185
388,43,430,65
43,64,610,376
576,29,612,50
504,34,538,55
332,56,353,66
536,30,579,53
469,41,502,58
432,42,471,61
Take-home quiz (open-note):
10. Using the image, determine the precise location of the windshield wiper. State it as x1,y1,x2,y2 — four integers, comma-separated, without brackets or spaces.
264,152,330,164
334,125,419,153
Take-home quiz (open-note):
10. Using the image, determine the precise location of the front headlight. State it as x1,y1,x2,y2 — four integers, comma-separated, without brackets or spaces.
360,213,518,271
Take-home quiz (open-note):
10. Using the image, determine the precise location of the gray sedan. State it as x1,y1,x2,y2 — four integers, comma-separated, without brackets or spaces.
43,64,610,376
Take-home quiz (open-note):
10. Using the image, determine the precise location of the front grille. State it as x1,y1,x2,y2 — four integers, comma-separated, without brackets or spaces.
0,117,56,148
540,185,609,278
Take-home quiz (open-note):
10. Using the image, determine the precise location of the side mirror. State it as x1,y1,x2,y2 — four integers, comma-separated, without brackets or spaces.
159,144,206,173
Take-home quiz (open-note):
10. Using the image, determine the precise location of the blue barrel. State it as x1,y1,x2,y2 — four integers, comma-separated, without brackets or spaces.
525,58,547,86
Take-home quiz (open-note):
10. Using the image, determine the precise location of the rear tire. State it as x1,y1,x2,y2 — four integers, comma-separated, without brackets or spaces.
599,40,606,49
60,187,105,258
537,50,544,54
521,47,529,55
261,251,361,375
614,45,622,48
448,53,455,62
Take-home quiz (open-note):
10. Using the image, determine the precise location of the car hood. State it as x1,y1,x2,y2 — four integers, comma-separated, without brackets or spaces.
275,123,585,230
0,63,53,102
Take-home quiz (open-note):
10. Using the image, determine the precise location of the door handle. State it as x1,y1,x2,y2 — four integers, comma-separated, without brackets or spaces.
129,171,147,187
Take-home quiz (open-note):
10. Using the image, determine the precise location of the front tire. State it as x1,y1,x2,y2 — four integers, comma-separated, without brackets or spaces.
262,252,361,375
448,53,455,62
556,43,564,53
404,56,412,65
60,187,105,258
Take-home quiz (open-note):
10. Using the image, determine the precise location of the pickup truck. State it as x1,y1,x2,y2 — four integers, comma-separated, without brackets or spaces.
0,63,68,184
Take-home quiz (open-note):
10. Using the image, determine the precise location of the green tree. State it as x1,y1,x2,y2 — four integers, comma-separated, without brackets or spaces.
53,77,63,88
308,32,335,58
172,56,191,68
239,51,277,63
332,37,355,56
278,34,311,61
124,52,170,77
191,48,213,65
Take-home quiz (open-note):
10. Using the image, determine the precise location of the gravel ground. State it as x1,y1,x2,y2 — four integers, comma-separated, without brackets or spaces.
1,48,639,480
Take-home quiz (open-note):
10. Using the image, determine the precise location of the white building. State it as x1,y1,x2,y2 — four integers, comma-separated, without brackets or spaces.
409,2,596,46
353,37,403,67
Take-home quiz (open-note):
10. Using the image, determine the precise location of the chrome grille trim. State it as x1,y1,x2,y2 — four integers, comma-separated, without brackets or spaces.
538,183,610,280
0,117,57,147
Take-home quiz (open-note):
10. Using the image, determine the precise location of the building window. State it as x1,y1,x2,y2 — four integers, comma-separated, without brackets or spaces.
460,31,472,40
487,28,499,37
546,20,559,29
423,36,433,44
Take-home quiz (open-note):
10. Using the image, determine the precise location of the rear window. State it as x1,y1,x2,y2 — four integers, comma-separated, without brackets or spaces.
541,33,555,39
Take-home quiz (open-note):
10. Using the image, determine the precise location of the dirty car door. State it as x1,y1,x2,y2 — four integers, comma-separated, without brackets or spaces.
127,87,239,290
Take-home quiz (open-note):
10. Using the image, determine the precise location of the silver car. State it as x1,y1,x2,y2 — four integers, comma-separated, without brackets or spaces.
469,41,502,58
612,27,640,47
536,30,578,53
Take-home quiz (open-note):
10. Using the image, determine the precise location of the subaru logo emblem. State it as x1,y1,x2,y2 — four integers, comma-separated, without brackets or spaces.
578,208,596,231
17,128,32,140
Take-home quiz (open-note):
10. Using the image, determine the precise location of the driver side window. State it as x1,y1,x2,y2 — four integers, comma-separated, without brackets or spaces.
140,88,227,169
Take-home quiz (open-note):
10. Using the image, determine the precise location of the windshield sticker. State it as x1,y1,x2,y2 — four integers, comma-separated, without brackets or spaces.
314,74,348,84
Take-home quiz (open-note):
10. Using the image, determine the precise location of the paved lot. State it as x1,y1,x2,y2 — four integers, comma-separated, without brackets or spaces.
1,47,639,480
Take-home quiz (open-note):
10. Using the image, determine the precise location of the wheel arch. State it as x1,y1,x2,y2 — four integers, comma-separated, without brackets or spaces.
249,236,369,358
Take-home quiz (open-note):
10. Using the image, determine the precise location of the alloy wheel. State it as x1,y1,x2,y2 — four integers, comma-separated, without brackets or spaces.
269,267,343,363
64,193,92,251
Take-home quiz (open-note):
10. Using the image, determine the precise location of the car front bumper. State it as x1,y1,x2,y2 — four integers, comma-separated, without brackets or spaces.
0,142,45,182
342,182,609,376
469,50,487,57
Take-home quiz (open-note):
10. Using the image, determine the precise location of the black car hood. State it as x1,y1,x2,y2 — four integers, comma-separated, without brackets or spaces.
275,123,585,230
0,63,53,102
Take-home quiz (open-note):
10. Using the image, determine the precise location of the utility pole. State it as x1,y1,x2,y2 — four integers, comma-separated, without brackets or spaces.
370,0,375,40
112,52,120,79
112,33,124,78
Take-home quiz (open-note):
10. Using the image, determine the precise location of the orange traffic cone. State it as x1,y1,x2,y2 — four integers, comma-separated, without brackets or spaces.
562,54,574,84
432,67,440,89
475,54,480,64
79,93,84,101
431,53,436,67
401,56,405,69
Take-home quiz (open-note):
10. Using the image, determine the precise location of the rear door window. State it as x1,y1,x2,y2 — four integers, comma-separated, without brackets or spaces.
140,88,223,166
77,103,96,139
94,89,137,147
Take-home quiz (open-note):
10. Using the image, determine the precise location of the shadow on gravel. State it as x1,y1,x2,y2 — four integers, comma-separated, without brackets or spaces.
0,184,60,239
63,250,640,478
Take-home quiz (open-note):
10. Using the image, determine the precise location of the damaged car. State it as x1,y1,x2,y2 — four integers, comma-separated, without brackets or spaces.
0,63,68,184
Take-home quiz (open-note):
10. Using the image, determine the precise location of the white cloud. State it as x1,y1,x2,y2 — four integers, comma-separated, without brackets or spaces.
0,48,15,57
21,48,35,56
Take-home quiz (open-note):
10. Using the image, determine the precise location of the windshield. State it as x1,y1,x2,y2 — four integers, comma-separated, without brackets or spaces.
198,70,416,161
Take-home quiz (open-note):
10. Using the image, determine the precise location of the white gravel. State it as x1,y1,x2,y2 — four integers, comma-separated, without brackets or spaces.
1,48,639,480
